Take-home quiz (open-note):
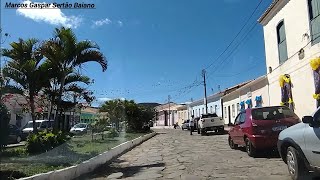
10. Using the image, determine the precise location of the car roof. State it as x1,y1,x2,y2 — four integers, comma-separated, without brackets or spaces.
27,120,51,122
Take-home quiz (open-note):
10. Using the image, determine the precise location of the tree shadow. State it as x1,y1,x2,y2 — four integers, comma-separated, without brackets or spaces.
7,142,99,166
76,162,166,179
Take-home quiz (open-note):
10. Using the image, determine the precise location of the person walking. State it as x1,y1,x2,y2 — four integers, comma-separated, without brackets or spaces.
189,116,194,135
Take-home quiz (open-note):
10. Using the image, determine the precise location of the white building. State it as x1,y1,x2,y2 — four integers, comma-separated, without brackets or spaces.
259,0,320,118
189,92,223,119
155,103,183,126
222,76,269,124
2,94,80,128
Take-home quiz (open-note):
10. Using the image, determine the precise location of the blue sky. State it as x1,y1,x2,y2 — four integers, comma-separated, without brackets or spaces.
1,0,272,106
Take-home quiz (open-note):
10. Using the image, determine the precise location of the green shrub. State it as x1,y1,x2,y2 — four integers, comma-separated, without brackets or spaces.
26,130,69,154
0,103,10,151
107,128,119,138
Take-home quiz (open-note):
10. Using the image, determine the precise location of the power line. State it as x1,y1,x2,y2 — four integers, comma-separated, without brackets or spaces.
203,0,263,70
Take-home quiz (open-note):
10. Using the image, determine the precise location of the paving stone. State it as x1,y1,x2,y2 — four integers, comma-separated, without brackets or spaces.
107,172,123,179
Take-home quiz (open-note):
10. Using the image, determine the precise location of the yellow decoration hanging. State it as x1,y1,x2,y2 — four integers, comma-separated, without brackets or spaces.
310,57,320,71
288,98,293,104
279,75,291,88
280,102,285,106
313,94,320,100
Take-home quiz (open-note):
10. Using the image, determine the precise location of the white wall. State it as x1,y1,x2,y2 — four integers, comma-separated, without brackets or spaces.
190,99,222,118
262,0,320,118
222,78,269,124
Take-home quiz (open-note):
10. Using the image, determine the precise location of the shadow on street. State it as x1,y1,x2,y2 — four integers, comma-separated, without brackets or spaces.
76,162,166,179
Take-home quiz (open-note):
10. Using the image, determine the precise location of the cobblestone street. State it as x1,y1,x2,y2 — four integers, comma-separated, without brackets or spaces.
76,129,306,180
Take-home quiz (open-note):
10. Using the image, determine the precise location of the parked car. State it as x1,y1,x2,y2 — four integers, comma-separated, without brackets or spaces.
181,120,190,130
70,123,91,135
197,113,224,135
21,120,54,139
228,106,300,157
7,124,22,144
278,107,320,180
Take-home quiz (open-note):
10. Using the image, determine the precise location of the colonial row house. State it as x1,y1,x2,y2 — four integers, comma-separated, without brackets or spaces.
259,0,320,118
222,75,269,125
2,93,81,129
154,103,184,126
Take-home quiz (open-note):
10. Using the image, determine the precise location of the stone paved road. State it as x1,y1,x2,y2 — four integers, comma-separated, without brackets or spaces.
77,129,319,180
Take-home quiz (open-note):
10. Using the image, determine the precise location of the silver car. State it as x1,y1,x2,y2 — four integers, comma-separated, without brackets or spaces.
278,107,320,180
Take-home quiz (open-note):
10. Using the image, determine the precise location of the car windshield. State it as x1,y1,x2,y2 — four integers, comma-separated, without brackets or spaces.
201,113,218,118
74,124,87,128
24,122,41,128
252,107,297,120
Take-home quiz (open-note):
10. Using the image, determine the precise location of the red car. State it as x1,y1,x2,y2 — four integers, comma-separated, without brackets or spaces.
228,106,300,157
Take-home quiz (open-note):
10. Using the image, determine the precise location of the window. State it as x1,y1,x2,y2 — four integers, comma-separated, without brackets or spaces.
232,104,235,117
277,21,288,64
199,109,200,116
202,108,204,114
237,103,240,113
210,106,213,113
224,107,227,118
309,0,320,44
252,106,298,120
239,113,246,124
215,105,217,113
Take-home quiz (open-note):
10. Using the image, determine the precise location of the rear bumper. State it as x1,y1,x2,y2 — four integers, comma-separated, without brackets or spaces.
249,135,278,149
201,125,224,131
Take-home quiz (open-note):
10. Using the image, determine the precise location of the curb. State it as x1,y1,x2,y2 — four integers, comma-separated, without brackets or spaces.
19,132,157,180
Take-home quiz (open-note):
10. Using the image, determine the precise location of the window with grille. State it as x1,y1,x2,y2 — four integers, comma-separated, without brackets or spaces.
309,0,320,44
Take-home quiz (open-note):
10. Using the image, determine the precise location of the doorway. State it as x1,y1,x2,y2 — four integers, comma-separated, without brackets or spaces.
228,106,231,125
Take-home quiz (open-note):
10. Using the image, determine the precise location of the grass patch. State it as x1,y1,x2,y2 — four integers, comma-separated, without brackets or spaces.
0,132,147,179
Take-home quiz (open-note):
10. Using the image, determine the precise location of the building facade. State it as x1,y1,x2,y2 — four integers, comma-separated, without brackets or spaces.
155,103,183,126
222,76,269,124
177,105,188,126
259,0,320,118
189,92,223,119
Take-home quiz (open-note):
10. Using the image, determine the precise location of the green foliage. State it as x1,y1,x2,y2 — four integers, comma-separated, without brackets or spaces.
0,102,10,151
1,147,27,157
107,128,119,138
26,130,69,154
100,99,155,133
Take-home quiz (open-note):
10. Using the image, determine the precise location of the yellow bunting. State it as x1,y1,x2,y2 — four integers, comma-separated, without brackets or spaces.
310,57,320,71
313,94,320,100
279,75,291,87
280,102,285,106
288,98,293,104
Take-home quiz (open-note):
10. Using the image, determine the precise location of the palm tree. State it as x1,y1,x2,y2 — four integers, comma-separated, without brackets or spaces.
45,68,92,130
2,38,51,132
42,27,107,130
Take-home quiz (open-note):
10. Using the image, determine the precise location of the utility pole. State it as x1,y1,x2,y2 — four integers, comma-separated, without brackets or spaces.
168,95,171,126
202,69,208,114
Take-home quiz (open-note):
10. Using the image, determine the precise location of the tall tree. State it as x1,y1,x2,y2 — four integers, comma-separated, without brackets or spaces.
42,27,107,130
2,38,51,132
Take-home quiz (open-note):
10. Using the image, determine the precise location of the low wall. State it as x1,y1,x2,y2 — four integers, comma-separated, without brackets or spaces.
19,132,157,180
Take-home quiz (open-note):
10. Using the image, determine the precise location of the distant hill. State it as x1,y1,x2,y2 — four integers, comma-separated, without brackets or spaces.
138,103,161,109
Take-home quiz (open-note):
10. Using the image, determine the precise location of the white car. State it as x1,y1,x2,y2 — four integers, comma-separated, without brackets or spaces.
197,113,224,135
22,120,53,138
278,107,320,180
70,123,90,135
181,120,190,130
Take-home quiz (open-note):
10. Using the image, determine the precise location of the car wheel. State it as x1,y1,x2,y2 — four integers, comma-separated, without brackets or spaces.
245,138,256,157
16,136,22,143
228,136,238,149
286,146,308,180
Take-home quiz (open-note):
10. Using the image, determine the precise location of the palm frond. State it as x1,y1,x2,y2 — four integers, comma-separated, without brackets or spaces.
74,49,107,71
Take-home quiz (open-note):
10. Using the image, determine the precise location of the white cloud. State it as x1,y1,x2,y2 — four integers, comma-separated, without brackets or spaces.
93,18,112,27
97,97,126,102
97,97,112,102
117,20,123,27
16,0,82,28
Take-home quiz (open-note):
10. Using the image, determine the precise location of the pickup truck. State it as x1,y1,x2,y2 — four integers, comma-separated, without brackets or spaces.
197,113,224,135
